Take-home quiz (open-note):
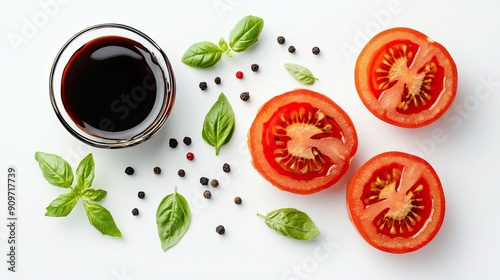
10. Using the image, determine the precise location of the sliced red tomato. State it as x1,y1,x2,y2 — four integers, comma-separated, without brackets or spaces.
248,89,358,194
347,151,445,253
355,27,458,128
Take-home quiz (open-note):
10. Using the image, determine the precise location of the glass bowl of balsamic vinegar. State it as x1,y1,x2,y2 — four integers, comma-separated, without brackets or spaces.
50,23,175,148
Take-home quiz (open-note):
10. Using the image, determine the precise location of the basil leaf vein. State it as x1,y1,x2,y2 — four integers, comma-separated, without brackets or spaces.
229,15,264,52
45,191,80,217
181,41,223,68
156,186,191,251
83,201,122,238
81,189,107,202
34,151,74,189
202,93,235,155
284,63,319,85
76,153,95,190
258,208,320,240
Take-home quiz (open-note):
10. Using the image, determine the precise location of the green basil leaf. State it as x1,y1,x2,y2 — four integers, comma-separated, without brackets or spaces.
83,201,122,238
201,93,235,155
34,151,74,189
228,15,264,52
257,208,320,240
81,189,107,202
284,63,319,85
181,41,223,68
156,186,191,251
218,37,232,58
75,153,94,191
45,191,80,217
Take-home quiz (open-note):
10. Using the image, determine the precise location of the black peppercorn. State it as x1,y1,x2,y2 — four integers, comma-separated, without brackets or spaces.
312,46,321,55
125,167,134,175
234,196,242,205
288,45,296,53
200,177,209,185
199,81,208,90
153,166,161,175
169,138,178,148
277,36,285,44
214,76,221,85
216,225,225,235
203,190,212,199
138,191,145,199
251,63,259,72
178,169,186,177
183,136,192,145
132,208,139,216
222,163,231,173
240,91,250,102
210,179,219,188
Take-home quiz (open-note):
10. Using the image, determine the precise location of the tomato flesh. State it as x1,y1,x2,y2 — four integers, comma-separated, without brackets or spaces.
347,152,445,253
355,27,457,128
248,89,358,194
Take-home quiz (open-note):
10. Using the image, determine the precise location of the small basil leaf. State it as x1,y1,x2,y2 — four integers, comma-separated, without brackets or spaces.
75,153,94,191
258,208,320,240
83,201,122,238
218,37,232,58
81,189,107,202
201,93,236,155
284,63,319,85
45,191,80,217
156,186,191,251
34,151,74,189
228,15,264,52
181,41,223,68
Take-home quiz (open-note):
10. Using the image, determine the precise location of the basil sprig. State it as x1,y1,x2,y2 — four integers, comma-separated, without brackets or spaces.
258,208,320,240
181,15,264,68
284,63,319,85
156,187,191,251
202,92,236,155
34,152,122,238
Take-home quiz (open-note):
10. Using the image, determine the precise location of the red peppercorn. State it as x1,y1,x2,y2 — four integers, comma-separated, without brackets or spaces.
186,152,194,161
235,71,244,79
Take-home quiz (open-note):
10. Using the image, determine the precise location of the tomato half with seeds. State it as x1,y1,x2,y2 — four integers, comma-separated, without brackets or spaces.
248,89,358,194
355,27,458,128
347,151,445,253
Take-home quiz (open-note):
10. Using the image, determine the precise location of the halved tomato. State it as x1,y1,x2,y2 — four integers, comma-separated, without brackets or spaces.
248,89,358,194
347,151,445,253
355,27,458,128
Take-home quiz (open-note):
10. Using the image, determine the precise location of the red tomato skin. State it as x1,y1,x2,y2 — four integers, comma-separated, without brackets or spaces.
346,151,445,253
355,27,458,128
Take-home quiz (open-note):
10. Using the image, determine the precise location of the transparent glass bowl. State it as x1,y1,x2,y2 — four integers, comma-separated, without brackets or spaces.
49,23,175,148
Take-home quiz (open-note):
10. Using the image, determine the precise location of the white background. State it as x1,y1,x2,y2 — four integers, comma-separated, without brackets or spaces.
1,0,499,279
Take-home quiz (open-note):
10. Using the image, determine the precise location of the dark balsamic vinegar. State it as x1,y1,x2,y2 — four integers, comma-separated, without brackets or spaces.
62,36,160,134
